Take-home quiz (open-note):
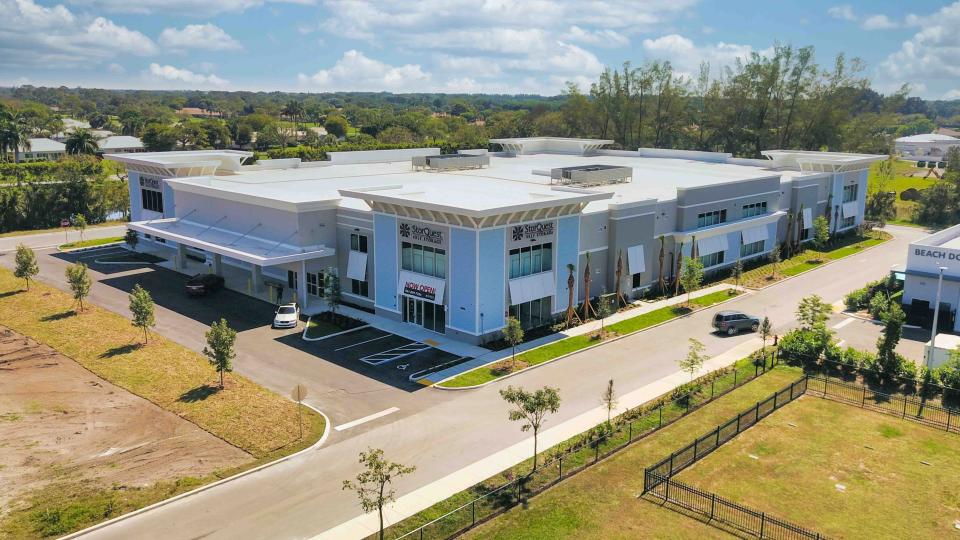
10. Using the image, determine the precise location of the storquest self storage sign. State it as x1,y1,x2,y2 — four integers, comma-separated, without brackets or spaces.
399,220,446,247
508,220,556,248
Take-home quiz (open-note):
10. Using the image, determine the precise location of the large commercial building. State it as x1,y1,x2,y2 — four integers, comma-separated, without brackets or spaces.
902,223,960,333
108,138,882,344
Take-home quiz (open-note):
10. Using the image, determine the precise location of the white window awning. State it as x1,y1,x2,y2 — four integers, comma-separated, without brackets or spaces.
346,250,368,281
509,271,556,306
627,245,645,274
695,234,729,257
842,202,858,218
399,270,446,305
128,218,333,266
802,207,813,229
741,225,768,245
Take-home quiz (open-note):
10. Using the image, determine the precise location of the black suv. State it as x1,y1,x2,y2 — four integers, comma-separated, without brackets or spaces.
185,273,225,296
712,310,760,336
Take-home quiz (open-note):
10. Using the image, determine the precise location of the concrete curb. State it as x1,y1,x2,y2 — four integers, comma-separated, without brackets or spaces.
59,402,332,540
301,316,370,342
57,241,124,253
741,234,891,292
433,289,748,390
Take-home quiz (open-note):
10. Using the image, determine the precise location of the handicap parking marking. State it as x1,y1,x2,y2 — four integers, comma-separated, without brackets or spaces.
360,342,432,366
333,333,391,352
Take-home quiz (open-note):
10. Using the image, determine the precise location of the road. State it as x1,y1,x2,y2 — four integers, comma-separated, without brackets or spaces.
0,225,926,539
0,224,126,253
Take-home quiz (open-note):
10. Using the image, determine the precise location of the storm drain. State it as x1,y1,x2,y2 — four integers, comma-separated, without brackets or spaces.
360,342,432,365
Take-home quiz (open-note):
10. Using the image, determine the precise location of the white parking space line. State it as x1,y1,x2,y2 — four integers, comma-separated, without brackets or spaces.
334,334,390,351
837,340,846,348
334,407,399,432
832,318,855,330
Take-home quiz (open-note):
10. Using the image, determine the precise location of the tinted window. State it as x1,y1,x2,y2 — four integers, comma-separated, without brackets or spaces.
278,306,296,314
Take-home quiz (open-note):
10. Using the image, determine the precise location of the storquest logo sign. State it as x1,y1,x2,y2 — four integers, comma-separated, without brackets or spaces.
399,222,443,245
399,223,411,238
512,221,555,242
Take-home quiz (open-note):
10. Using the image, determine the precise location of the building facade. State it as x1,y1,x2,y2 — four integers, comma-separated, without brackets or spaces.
902,224,960,333
108,138,882,344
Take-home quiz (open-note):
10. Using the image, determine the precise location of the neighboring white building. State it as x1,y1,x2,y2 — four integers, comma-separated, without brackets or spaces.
9,138,66,161
902,223,960,333
97,135,145,155
894,133,960,161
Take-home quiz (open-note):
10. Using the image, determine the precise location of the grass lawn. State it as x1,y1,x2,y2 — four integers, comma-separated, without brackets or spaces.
867,159,937,225
0,220,126,239
439,290,738,388
455,367,803,540
304,317,353,339
59,236,124,250
676,396,960,539
734,231,889,288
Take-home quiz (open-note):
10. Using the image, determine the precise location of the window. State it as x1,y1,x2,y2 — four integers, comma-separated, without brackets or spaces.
699,251,725,268
287,270,298,290
508,242,553,279
509,296,553,330
800,228,810,241
842,184,858,203
306,272,324,297
141,189,163,213
696,209,727,228
350,233,368,253
740,240,764,258
741,201,767,218
631,272,644,289
401,242,446,278
842,216,855,229
351,278,369,297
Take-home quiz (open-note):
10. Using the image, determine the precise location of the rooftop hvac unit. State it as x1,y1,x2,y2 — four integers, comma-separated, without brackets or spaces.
412,153,490,171
550,164,632,186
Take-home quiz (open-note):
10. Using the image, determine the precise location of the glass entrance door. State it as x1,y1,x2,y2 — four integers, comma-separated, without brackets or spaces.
402,296,445,334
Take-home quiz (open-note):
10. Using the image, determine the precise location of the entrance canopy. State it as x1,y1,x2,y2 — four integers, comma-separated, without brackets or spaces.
129,218,333,266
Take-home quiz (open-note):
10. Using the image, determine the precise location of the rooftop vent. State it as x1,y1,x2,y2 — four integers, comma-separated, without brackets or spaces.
412,153,490,171
550,164,632,186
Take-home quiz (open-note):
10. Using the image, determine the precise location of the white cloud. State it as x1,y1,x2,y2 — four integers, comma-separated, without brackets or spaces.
878,2,960,88
860,14,897,30
297,50,430,92
641,34,756,76
67,0,316,16
828,5,856,21
159,24,241,51
107,62,125,73
567,26,629,47
943,89,960,100
145,63,229,88
0,0,157,68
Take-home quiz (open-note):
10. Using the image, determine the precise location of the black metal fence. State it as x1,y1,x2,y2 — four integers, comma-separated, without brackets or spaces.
806,376,960,434
643,377,808,492
384,352,781,540
644,474,825,540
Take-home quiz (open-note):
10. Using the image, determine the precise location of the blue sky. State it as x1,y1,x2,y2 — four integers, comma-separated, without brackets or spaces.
2,0,958,99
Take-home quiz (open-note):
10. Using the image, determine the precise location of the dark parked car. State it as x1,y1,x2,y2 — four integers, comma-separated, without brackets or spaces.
185,273,225,296
712,310,760,335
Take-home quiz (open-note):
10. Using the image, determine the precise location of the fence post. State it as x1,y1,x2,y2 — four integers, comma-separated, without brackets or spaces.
659,405,663,427
715,426,720,447
711,379,715,400
694,438,699,459
420,526,424,540
736,412,742,433
862,385,867,407
628,421,633,442
948,410,953,433
595,440,600,463
517,478,522,504
755,362,758,377
755,402,760,421
710,492,716,521
669,452,675,476
734,369,738,387
902,396,908,418
773,390,778,409
559,457,563,479
760,512,766,538
472,499,476,526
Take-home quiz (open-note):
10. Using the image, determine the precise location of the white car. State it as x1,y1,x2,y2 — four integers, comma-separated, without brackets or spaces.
273,303,300,329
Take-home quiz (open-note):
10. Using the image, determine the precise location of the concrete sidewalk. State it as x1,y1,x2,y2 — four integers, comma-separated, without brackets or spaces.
315,336,763,540
425,283,741,384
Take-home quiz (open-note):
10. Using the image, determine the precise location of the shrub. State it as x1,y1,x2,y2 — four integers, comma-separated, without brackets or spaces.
845,287,871,311
778,328,831,365
868,293,890,320
900,187,921,201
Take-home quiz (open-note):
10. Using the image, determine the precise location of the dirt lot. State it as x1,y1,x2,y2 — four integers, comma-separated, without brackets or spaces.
0,326,251,517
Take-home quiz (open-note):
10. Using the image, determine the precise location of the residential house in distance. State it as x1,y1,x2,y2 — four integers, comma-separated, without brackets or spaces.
97,135,145,155
9,138,66,161
895,133,960,161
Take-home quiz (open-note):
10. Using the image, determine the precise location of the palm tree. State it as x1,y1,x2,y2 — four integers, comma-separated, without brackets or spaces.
282,100,305,140
0,109,31,163
65,128,100,155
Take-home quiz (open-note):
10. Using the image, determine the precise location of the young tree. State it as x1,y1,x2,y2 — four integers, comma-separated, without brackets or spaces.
876,303,906,378
499,385,561,471
124,229,139,252
796,294,832,330
342,448,415,540
679,257,704,305
812,215,831,260
678,338,708,381
324,269,341,317
128,284,156,344
13,243,38,290
731,258,743,292
601,379,617,425
203,318,237,389
502,316,524,368
73,214,88,245
769,244,781,278
759,316,772,362
595,298,613,338
65,263,91,311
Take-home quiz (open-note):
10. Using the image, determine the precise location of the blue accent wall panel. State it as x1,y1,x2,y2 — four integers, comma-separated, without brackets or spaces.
555,216,580,313
478,228,505,333
373,214,398,311
450,228,478,333
127,171,141,222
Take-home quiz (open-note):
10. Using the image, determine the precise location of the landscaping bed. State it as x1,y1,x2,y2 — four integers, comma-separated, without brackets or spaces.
439,290,739,388
304,311,367,339
59,236,125,250
92,251,166,264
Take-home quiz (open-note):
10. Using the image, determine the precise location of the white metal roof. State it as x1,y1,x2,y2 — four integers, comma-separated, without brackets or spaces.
896,133,960,143
23,138,65,153
98,135,143,150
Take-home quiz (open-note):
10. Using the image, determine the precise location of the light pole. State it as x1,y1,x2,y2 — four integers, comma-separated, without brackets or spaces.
919,266,947,418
